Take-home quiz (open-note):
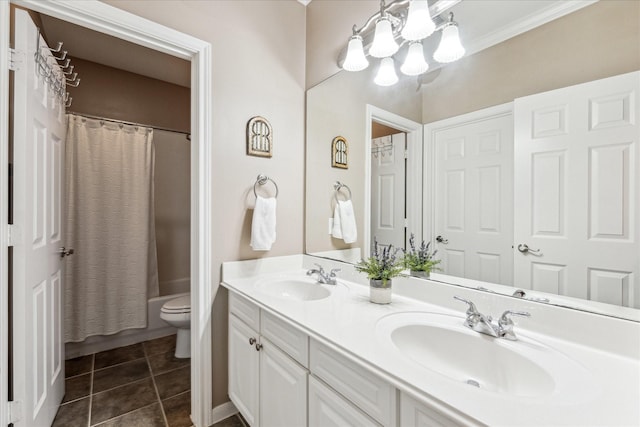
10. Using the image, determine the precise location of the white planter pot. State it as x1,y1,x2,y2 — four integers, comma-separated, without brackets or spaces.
369,279,392,304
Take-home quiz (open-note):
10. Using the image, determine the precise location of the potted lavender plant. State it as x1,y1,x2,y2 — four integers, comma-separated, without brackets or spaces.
403,234,441,279
355,237,403,304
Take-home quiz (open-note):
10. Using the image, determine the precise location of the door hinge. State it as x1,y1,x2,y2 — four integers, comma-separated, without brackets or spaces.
7,224,14,247
9,48,18,71
8,400,22,424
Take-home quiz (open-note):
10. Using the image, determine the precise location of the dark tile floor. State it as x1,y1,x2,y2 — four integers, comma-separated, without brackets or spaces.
54,335,192,427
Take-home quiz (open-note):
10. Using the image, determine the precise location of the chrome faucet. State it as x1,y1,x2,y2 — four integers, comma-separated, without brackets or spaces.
454,296,530,341
306,264,340,285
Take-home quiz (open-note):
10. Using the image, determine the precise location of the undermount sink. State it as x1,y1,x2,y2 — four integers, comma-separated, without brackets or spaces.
376,312,594,400
254,277,332,301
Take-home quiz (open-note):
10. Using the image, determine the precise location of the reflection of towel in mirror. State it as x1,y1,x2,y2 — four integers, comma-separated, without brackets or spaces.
331,204,343,239
251,196,276,251
333,200,357,244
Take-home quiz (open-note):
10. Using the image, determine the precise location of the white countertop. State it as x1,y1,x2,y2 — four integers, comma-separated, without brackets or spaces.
221,255,640,427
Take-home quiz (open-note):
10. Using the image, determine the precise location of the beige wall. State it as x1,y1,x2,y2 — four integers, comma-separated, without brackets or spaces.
306,66,421,254
69,57,190,132
69,58,191,297
102,0,307,408
153,130,191,296
306,0,378,89
421,0,640,123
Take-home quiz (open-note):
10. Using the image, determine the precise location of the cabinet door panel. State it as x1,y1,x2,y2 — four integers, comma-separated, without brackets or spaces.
310,339,395,426
400,393,469,427
259,339,308,427
229,314,260,426
309,376,381,427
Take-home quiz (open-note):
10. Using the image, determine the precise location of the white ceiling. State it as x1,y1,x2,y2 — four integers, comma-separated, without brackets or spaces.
39,14,191,88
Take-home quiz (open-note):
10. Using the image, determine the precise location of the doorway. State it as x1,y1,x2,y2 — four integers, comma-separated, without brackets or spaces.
0,2,213,426
364,105,423,258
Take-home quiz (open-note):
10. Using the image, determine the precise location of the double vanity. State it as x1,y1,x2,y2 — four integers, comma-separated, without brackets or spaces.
222,255,640,426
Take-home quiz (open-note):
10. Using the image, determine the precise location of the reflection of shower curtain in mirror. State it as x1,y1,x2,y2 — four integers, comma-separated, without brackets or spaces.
64,114,159,342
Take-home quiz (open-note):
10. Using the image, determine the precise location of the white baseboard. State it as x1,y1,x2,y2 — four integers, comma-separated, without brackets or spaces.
209,401,238,426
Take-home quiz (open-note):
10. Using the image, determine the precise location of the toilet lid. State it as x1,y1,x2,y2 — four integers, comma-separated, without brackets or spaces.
162,295,190,312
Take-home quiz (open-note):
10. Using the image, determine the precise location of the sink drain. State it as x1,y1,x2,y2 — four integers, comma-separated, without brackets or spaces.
466,379,480,388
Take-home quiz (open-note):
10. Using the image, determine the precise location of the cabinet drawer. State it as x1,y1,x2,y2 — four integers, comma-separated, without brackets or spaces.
261,311,308,368
309,376,380,427
310,339,395,426
229,292,260,331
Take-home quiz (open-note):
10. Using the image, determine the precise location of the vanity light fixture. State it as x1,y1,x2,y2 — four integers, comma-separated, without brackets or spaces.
400,41,429,76
374,57,399,86
370,15,399,58
433,12,466,63
401,0,435,41
342,28,369,72
339,0,465,86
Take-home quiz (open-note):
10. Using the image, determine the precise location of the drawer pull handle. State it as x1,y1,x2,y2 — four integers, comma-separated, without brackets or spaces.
255,343,263,351
249,337,256,345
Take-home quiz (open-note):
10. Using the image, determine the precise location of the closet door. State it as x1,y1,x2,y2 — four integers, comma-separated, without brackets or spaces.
12,9,67,426
371,133,406,250
513,71,640,307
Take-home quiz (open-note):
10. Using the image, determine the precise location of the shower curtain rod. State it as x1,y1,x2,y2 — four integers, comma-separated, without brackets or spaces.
67,111,191,139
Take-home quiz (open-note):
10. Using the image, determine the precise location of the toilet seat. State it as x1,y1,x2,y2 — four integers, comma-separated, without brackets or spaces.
161,295,191,314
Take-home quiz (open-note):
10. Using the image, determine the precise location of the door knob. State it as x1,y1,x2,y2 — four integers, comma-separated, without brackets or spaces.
436,235,448,244
58,247,74,258
517,244,540,254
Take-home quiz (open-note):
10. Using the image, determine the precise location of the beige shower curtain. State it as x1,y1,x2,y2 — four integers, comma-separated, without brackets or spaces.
64,114,159,342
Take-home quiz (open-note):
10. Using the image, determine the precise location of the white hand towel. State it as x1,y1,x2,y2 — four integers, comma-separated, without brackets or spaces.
331,204,343,239
251,195,277,251
338,199,357,244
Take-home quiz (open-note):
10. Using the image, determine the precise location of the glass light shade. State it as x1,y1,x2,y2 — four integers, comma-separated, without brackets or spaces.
369,17,399,58
342,35,369,71
401,0,435,41
374,57,399,86
433,23,465,63
400,42,429,76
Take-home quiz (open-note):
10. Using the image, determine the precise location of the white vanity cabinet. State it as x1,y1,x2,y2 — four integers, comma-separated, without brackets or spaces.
227,290,465,427
228,293,308,427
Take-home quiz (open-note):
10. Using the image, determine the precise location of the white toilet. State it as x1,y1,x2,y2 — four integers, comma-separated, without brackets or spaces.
160,295,191,358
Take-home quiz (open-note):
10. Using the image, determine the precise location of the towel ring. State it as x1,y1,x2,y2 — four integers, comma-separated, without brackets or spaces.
333,181,352,203
253,174,279,198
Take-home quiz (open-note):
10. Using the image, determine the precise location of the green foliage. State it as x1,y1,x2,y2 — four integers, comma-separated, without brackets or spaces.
402,234,441,273
355,237,404,286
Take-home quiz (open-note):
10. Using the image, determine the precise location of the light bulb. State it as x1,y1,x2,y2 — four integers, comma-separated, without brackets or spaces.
433,22,465,63
401,42,429,76
401,0,435,41
342,35,369,71
369,17,399,58
374,57,398,86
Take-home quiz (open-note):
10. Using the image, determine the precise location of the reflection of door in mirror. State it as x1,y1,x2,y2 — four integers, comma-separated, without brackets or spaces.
371,122,406,251
428,72,640,309
433,105,514,286
514,72,639,308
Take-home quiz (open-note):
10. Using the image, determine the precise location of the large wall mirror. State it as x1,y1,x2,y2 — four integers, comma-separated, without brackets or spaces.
305,0,640,321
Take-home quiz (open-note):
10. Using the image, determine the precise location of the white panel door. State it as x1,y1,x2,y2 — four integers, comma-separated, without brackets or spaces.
514,71,640,307
228,314,260,426
434,114,514,285
259,338,307,427
371,133,406,250
12,9,66,427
